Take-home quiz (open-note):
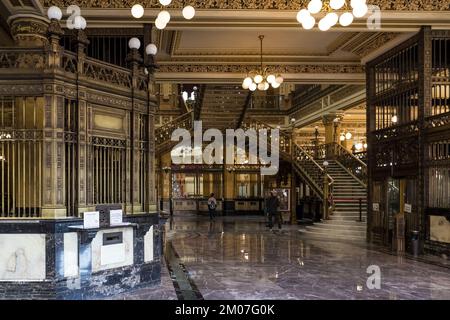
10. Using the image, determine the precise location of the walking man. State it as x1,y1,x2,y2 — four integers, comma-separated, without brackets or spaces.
207,193,217,220
266,190,281,231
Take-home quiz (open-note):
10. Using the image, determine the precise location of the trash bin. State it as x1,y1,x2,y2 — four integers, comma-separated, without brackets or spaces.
411,230,420,256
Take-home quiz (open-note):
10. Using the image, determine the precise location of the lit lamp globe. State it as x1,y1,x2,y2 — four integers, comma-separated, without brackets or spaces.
128,37,141,50
308,0,323,14
249,83,257,91
275,75,284,84
254,74,263,84
47,6,62,20
155,18,167,30
340,135,345,142
353,4,368,18
330,0,345,10
302,16,316,30
73,15,83,30
267,74,276,84
158,10,171,24
146,43,158,55
257,83,266,91
263,82,270,91
159,0,172,5
242,81,250,90
131,4,144,19
182,6,196,20
339,12,354,27
271,81,281,89
318,17,331,31
325,12,339,27
345,132,352,140
350,0,366,8
79,16,87,30
296,9,310,23
243,77,253,87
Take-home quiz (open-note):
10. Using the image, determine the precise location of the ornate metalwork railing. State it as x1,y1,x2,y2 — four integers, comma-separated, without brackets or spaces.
0,48,47,70
155,111,194,150
242,118,333,200
83,57,133,89
324,142,367,185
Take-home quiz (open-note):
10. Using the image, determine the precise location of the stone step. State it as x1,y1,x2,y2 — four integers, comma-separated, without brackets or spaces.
325,219,368,226
306,226,367,236
299,229,366,241
310,222,367,231
330,215,367,221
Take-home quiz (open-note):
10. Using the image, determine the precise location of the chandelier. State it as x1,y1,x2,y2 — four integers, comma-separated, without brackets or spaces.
242,35,283,92
131,1,196,30
296,0,369,31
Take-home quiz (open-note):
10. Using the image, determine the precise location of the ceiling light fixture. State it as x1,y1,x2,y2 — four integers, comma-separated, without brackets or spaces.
131,2,196,30
296,0,369,31
242,35,283,92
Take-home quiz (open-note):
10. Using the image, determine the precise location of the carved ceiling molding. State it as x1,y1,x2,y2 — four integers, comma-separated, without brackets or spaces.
353,32,399,57
326,32,359,55
158,64,364,74
42,0,450,11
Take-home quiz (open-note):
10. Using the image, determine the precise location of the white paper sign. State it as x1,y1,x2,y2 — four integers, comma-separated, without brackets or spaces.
372,203,380,211
110,209,123,226
404,204,412,213
83,211,100,229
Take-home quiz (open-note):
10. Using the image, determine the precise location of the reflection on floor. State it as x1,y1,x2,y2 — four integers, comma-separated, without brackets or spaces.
111,215,450,300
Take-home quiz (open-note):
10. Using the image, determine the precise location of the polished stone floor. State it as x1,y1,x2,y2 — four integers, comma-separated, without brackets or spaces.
113,215,450,300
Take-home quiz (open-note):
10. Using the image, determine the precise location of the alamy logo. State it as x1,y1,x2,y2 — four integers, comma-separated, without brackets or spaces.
171,121,279,175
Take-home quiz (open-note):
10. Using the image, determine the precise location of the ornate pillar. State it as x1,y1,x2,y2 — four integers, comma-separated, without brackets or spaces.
41,18,65,218
74,30,90,215
9,14,49,47
127,47,144,214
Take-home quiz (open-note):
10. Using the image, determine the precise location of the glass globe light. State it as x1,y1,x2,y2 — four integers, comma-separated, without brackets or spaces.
79,16,87,30
302,16,316,30
308,0,323,14
128,37,141,50
47,6,62,20
263,82,270,91
325,12,339,27
330,0,345,10
155,18,167,30
272,81,281,89
146,43,158,55
353,4,368,18
296,9,310,24
339,12,354,27
159,0,172,5
257,83,266,91
182,91,188,102
182,6,196,20
356,143,363,150
131,4,144,19
391,115,398,123
243,77,253,87
318,17,331,31
249,83,257,91
345,132,352,140
158,10,171,24
73,15,83,30
242,81,250,90
267,74,276,83
364,143,368,149
340,134,345,141
254,74,263,84
275,75,284,84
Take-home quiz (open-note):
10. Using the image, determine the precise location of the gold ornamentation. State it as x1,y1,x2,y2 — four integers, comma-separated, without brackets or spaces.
43,0,450,10
158,64,364,74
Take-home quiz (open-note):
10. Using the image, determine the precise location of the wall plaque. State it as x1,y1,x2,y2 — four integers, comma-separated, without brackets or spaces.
110,209,123,226
404,203,412,213
372,203,380,211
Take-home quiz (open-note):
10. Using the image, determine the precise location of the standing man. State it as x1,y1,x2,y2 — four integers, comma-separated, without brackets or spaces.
208,193,217,221
266,190,281,231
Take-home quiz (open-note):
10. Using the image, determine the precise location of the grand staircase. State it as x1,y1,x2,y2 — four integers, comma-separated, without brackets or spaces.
303,160,367,241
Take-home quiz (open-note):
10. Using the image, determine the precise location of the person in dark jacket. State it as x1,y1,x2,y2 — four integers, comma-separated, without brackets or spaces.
266,190,281,231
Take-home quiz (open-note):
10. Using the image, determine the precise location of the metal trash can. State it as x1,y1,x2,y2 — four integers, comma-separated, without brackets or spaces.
411,230,420,256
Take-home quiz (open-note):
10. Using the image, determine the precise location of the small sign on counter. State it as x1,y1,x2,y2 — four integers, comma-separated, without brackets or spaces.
83,211,100,229
404,203,412,213
110,209,123,226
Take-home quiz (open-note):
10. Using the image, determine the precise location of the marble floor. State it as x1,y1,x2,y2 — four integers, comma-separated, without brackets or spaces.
113,214,450,300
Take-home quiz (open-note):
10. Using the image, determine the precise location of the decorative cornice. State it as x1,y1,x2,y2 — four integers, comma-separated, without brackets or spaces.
158,63,364,74
43,0,450,11
353,32,399,57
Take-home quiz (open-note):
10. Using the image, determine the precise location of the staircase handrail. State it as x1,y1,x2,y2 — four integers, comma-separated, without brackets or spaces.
155,111,194,148
326,142,367,186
